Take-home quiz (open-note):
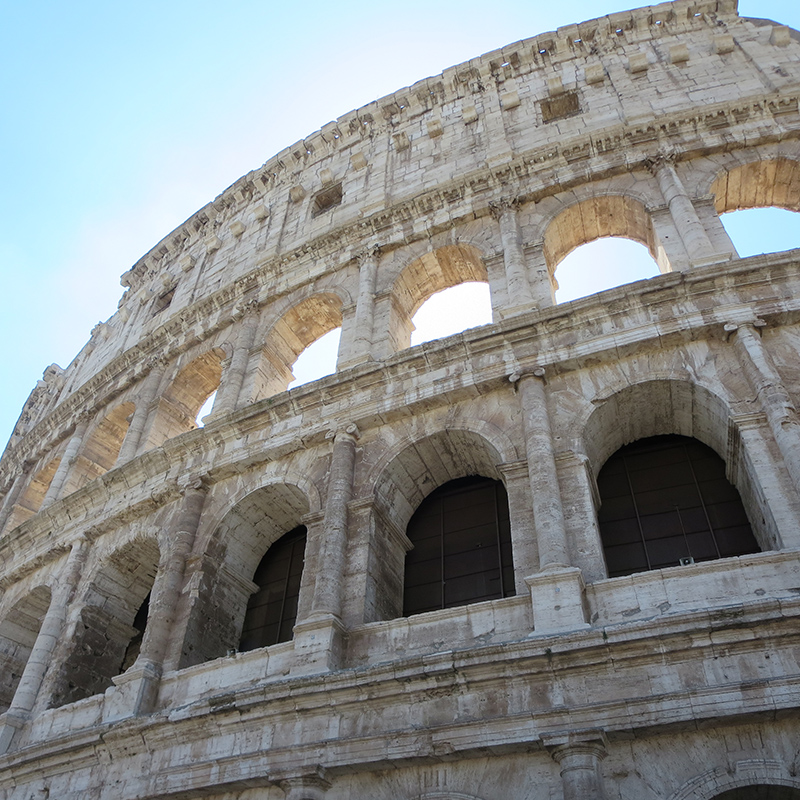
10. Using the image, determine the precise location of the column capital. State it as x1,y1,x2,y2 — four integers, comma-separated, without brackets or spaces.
644,150,677,174
543,729,609,761
276,766,331,800
326,422,360,443
177,472,211,495
489,195,521,220
355,244,382,266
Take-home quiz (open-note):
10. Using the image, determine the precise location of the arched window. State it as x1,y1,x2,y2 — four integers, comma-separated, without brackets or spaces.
239,525,307,651
712,788,800,800
403,476,514,616
410,282,492,346
597,435,759,578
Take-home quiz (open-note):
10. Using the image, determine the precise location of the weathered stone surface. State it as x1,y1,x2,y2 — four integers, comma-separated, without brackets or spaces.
1,1,800,798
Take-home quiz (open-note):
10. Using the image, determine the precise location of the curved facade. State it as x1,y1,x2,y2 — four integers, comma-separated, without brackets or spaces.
1,1,800,797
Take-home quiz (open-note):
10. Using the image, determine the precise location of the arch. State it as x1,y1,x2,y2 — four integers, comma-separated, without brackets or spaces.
145,348,224,449
388,244,490,352
581,379,776,567
670,762,800,800
49,535,160,708
373,427,507,532
403,475,514,616
543,194,663,280
239,524,307,651
367,427,528,621
711,157,800,214
253,293,343,400
3,456,61,530
197,482,313,661
596,434,760,577
64,401,135,494
0,585,51,713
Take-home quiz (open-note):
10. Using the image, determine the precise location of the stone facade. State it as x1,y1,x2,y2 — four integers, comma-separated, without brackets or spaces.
1,1,799,797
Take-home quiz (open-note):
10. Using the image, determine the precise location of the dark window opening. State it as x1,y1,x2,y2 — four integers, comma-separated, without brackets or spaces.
154,287,175,315
403,475,515,617
119,592,150,673
312,184,343,216
239,525,307,651
597,435,760,578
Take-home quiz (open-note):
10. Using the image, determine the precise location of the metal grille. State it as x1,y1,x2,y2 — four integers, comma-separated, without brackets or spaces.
403,476,515,616
597,435,759,578
239,525,306,651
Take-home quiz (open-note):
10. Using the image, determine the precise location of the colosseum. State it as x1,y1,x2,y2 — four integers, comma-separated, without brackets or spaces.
1,1,799,797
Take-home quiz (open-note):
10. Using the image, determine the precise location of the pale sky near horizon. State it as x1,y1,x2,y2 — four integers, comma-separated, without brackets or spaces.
1,0,799,449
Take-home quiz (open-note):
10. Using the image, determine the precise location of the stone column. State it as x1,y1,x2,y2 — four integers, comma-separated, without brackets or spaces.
727,320,800,494
515,371,589,633
41,418,90,508
116,358,167,465
648,155,730,268
544,731,608,800
340,247,380,367
0,463,32,532
490,199,538,314
294,424,358,672
213,306,259,416
109,476,208,718
0,536,89,754
524,241,556,308
276,767,330,800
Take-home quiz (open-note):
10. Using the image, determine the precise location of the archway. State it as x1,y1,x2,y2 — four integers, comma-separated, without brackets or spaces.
64,401,135,494
389,244,490,352
712,158,800,257
3,457,60,531
49,537,159,708
596,434,759,577
145,349,224,449
544,195,667,301
198,483,312,661
254,293,343,399
0,586,51,713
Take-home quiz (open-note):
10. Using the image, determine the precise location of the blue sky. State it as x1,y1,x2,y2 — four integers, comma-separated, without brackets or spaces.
1,0,799,448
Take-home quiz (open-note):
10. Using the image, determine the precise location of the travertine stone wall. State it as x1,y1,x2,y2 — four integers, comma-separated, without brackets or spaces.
0,1,799,798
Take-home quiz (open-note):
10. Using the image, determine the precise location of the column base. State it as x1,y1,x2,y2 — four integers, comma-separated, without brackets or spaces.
0,709,30,755
525,566,590,634
292,614,346,675
103,660,162,721
688,251,733,268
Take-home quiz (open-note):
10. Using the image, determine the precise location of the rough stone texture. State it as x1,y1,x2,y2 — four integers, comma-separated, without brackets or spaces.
0,1,799,798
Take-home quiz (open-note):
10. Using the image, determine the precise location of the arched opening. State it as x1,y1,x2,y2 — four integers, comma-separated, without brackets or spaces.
712,787,800,800
0,586,51,713
371,428,524,622
403,476,514,616
721,208,800,257
410,282,492,346
64,401,135,494
49,537,159,708
390,245,490,352
581,380,775,577
195,483,311,663
239,525,307,651
287,327,341,389
597,434,759,577
3,456,61,531
145,349,224,449
712,158,800,257
254,294,343,399
554,238,661,303
544,195,667,303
